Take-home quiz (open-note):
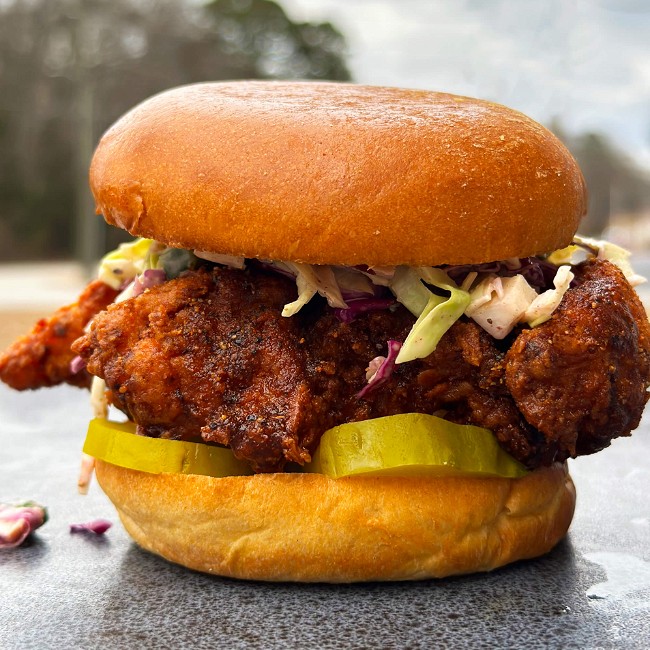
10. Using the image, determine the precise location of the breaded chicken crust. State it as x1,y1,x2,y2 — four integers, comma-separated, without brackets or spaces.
506,260,650,457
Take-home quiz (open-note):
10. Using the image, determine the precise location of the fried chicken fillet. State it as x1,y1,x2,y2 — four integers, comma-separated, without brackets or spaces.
66,259,650,473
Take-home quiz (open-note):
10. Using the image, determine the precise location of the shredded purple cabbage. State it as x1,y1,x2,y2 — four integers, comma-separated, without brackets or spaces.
334,298,395,323
444,257,559,291
516,257,560,288
70,519,112,535
69,355,86,374
357,340,402,399
133,269,166,296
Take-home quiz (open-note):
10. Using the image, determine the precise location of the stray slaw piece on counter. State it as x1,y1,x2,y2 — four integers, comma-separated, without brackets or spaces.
85,234,645,413
0,502,47,549
69,519,112,535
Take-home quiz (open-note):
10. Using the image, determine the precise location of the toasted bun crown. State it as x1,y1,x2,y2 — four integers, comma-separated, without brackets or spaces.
96,461,575,582
90,81,586,266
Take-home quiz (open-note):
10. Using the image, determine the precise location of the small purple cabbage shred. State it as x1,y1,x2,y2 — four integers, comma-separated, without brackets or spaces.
0,502,47,549
334,298,395,323
133,269,166,296
69,519,112,535
69,355,86,374
444,257,560,291
357,340,402,399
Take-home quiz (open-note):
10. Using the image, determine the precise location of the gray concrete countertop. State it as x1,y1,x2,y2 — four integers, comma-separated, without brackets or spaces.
1,384,649,649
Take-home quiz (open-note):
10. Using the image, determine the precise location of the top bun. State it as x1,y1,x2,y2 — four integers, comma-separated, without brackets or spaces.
90,81,586,266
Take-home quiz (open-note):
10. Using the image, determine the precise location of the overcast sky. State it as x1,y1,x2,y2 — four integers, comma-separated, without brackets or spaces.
282,0,650,170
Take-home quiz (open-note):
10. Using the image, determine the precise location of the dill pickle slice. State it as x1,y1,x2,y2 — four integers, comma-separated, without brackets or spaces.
83,418,252,477
304,413,528,479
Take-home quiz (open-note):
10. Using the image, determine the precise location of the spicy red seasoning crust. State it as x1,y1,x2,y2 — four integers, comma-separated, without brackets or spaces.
67,258,650,473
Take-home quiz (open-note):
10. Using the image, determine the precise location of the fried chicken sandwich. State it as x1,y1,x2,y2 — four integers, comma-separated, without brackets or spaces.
2,82,649,582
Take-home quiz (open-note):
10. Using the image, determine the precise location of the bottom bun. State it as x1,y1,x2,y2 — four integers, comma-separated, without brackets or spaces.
95,460,575,582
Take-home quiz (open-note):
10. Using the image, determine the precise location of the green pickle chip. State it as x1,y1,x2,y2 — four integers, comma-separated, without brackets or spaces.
83,418,253,477
85,414,527,480
304,413,528,479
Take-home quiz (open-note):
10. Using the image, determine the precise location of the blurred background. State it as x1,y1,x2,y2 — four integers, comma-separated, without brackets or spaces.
1,0,649,345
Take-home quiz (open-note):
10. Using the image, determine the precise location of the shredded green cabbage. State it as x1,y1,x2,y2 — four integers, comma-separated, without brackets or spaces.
98,238,155,289
282,264,318,317
525,265,574,327
389,266,432,317
466,274,537,339
282,263,347,316
546,244,589,266
395,268,470,364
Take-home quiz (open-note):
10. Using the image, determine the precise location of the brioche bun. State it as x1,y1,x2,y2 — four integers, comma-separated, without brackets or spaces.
90,81,586,266
95,460,575,582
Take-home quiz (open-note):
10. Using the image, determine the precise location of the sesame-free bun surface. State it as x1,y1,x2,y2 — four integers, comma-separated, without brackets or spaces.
95,460,575,582
90,82,586,266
